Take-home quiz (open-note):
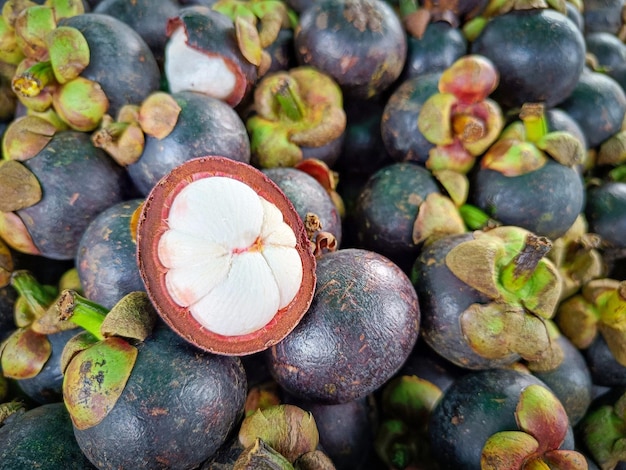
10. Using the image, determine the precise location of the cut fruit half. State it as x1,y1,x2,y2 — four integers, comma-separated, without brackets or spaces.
136,156,316,355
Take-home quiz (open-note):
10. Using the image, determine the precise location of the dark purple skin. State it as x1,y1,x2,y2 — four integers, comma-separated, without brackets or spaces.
532,334,593,426
353,162,440,273
0,286,17,343
0,403,98,469
585,181,626,249
262,167,342,246
264,28,298,75
586,32,626,75
469,159,585,240
294,0,407,100
429,368,576,470
267,248,420,405
558,68,626,149
94,0,181,63
401,22,468,82
17,131,130,260
127,91,251,196
582,0,625,35
380,73,440,165
470,8,586,110
73,324,247,470
16,328,80,405
60,13,161,118
411,232,520,370
76,199,146,310
584,334,626,388
284,394,375,470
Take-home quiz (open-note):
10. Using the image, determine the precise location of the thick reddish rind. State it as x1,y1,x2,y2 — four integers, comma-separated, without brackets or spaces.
136,156,316,356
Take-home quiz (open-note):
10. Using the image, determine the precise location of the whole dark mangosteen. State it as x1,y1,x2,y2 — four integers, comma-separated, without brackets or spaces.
470,6,586,109
0,402,97,469
429,368,583,470
60,290,248,470
294,0,407,100
585,181,626,251
75,199,146,310
0,131,129,260
126,91,251,196
267,248,420,405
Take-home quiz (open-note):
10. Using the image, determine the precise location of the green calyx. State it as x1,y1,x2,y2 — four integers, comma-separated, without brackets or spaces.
418,55,504,175
482,384,586,470
481,103,585,176
445,226,563,362
58,290,158,430
247,66,346,168
557,278,626,366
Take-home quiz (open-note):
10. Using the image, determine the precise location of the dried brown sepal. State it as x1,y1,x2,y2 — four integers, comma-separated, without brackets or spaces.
597,131,626,167
412,192,466,245
311,231,337,258
137,91,181,140
100,291,157,342
556,294,599,349
402,8,431,39
1,114,56,161
0,159,42,212
233,438,294,469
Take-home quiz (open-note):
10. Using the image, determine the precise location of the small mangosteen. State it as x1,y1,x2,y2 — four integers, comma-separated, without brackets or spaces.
136,156,316,355
294,0,407,100
119,90,251,196
429,368,583,470
586,181,626,251
75,199,146,310
0,130,129,260
412,226,564,370
0,402,97,469
60,290,248,469
164,6,258,107
267,248,420,404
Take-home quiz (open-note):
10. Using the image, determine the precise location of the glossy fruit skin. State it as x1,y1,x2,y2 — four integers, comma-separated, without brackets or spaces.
0,403,97,470
586,182,626,249
532,334,593,426
470,8,585,109
429,368,575,470
17,131,130,260
354,162,440,273
16,328,79,405
263,167,342,245
73,324,247,470
583,0,625,35
294,0,407,100
60,13,161,118
470,159,585,240
411,232,519,370
584,334,626,388
267,248,420,405
380,73,440,165
76,199,145,310
558,68,626,149
127,91,251,196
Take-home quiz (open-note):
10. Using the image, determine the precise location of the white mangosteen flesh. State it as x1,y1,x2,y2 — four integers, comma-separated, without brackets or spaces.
157,176,304,337
164,27,237,101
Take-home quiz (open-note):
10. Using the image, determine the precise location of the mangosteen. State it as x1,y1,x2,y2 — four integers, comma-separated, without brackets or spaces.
267,248,420,405
412,226,564,370
582,0,626,35
429,368,583,470
470,7,586,109
0,130,129,260
75,198,146,310
586,181,626,250
263,166,342,246
585,334,626,388
0,402,97,469
294,0,407,100
126,90,252,196
163,6,258,107
60,290,248,469
135,156,317,356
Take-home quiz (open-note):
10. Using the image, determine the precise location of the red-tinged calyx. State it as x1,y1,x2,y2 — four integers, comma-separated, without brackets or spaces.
136,156,316,356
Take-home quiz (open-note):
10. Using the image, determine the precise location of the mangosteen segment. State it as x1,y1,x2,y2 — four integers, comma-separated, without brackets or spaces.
137,156,316,356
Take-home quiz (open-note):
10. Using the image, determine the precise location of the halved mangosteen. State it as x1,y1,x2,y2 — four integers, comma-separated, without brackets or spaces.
136,156,316,356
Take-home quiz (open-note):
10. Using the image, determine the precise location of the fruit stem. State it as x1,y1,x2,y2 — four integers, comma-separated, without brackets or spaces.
10,270,56,318
92,120,130,147
11,61,55,98
273,77,304,121
57,289,107,340
500,233,552,292
519,102,548,144
458,204,498,230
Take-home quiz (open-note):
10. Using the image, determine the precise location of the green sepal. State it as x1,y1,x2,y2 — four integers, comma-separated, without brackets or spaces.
46,25,89,84
516,384,569,452
13,5,56,61
0,327,51,379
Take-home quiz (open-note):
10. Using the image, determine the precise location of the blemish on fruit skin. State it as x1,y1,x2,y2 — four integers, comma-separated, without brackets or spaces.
69,192,80,205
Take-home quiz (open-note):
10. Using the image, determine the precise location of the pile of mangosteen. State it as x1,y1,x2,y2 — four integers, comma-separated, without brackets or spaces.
2,0,626,468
